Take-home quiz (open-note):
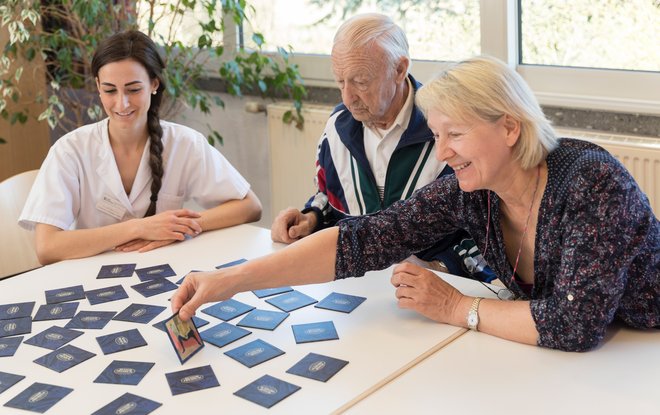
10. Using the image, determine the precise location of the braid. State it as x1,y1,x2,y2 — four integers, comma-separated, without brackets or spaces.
144,107,163,217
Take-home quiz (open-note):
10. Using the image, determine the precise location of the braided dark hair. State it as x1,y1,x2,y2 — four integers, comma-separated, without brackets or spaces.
91,30,166,217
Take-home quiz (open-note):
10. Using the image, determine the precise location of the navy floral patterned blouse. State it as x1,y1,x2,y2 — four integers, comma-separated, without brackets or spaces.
335,138,659,351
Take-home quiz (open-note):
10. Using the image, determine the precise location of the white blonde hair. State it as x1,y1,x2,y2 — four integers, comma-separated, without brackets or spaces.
333,13,409,70
416,56,558,168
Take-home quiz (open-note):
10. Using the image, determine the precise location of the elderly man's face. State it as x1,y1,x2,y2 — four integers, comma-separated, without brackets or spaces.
331,44,406,126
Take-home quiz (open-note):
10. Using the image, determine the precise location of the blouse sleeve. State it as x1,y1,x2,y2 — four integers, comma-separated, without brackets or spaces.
18,141,81,231
530,159,652,351
335,176,464,279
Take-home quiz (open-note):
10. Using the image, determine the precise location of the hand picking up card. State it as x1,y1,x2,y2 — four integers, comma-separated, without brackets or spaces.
163,313,204,364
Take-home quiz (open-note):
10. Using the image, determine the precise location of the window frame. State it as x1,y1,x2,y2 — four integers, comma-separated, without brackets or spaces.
248,0,660,116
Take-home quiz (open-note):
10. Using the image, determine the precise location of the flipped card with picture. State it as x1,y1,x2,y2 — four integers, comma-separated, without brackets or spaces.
165,365,219,396
97,263,136,279
135,264,176,281
33,344,96,373
163,313,204,364
96,329,148,355
85,285,129,305
33,302,79,322
91,393,161,415
233,374,300,409
3,382,73,413
0,301,35,320
152,315,209,332
45,285,85,304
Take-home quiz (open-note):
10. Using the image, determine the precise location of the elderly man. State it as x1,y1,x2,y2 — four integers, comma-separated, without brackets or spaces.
271,13,491,280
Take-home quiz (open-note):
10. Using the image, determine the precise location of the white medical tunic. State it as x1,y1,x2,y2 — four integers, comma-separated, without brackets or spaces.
19,119,250,231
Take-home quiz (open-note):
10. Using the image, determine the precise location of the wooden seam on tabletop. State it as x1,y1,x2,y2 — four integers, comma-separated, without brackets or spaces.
331,327,470,414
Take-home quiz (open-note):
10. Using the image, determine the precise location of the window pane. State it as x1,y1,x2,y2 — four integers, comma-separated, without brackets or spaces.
520,0,660,72
245,0,480,61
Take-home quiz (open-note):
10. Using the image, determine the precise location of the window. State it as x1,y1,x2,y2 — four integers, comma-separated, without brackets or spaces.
520,0,659,72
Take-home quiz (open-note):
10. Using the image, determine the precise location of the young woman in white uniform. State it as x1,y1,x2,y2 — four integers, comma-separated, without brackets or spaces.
19,31,262,265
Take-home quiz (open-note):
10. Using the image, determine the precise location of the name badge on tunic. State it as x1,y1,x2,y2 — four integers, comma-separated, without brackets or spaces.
96,195,127,220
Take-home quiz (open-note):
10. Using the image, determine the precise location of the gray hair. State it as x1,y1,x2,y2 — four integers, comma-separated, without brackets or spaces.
333,13,409,69
416,56,558,169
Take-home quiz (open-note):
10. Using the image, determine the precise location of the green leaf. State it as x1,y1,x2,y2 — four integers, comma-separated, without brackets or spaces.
252,32,264,47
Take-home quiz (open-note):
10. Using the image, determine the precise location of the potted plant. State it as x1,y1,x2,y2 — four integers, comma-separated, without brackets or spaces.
0,0,306,145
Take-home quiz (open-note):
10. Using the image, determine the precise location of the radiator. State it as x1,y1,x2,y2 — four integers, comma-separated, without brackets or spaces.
556,128,660,216
267,103,333,218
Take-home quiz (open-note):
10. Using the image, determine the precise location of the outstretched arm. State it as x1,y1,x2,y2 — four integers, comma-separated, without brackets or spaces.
172,227,339,321
197,189,262,231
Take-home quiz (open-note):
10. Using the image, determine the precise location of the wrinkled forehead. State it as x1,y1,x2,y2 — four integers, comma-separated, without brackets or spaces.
331,44,388,77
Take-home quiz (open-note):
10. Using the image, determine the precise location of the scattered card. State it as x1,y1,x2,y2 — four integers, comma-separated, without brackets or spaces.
152,315,209,332
252,286,293,298
291,321,339,344
201,299,255,321
33,344,96,373
0,301,35,320
94,360,156,385
224,339,284,368
0,336,23,357
65,311,116,330
96,329,147,355
25,326,84,350
91,392,161,415
0,371,25,395
286,352,349,382
131,278,178,298
97,263,136,279
0,317,32,338
234,374,300,409
215,258,247,269
237,309,289,331
45,285,85,304
175,270,202,285
113,303,166,324
33,302,79,322
135,264,176,281
163,313,204,364
315,292,366,313
165,365,219,396
265,290,317,312
200,322,251,348
3,382,73,413
85,285,129,305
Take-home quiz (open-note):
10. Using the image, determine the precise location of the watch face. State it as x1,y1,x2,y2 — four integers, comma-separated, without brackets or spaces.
468,312,478,327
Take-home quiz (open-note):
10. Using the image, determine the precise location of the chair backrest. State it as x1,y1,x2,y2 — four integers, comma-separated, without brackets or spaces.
0,169,40,279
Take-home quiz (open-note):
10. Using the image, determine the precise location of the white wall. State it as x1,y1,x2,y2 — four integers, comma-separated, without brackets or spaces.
172,93,273,228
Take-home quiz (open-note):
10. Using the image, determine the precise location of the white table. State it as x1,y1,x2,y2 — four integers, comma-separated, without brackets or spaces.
0,224,497,414
347,313,660,414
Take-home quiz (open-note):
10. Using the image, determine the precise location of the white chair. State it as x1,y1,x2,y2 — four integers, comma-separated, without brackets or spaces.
0,169,41,279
